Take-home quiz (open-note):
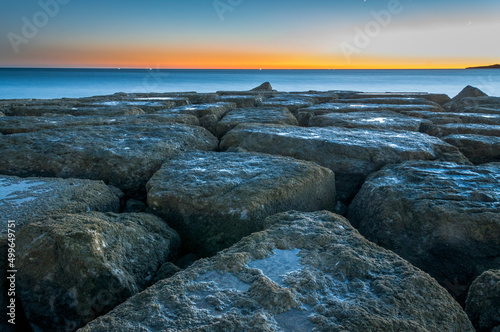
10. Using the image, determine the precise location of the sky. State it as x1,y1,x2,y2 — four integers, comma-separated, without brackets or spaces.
0,0,499,69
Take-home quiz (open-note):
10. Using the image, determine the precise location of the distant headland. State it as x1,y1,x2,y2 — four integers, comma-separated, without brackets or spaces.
466,64,500,69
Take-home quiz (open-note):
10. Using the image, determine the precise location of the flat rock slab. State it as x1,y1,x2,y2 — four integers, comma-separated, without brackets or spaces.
348,161,500,303
1,105,145,117
220,124,468,203
214,95,263,108
335,97,439,106
147,152,336,256
443,134,500,164
465,269,500,331
0,124,218,197
307,110,431,132
401,110,500,125
295,103,440,126
158,102,236,135
426,123,500,137
350,92,451,105
17,212,180,331
0,175,121,237
446,96,500,112
260,96,315,112
88,99,189,112
216,107,298,138
79,211,473,332
0,113,199,134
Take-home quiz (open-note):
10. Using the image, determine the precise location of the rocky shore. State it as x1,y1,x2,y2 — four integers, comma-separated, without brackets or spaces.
0,84,498,331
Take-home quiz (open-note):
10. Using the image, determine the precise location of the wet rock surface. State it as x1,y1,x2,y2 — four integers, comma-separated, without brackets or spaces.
0,113,199,134
307,110,431,132
0,124,218,197
348,161,500,303
78,211,473,332
216,107,298,138
0,175,121,235
465,269,500,331
426,123,500,138
17,212,180,331
443,134,500,164
221,124,468,203
147,151,336,256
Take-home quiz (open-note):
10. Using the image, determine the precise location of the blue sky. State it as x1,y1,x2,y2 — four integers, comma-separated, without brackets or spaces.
1,0,499,68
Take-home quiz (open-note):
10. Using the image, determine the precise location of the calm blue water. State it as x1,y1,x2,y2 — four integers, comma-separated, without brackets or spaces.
0,68,498,100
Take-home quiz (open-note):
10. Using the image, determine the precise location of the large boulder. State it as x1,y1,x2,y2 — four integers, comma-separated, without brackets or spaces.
2,105,145,117
348,161,500,303
220,124,469,203
446,96,500,112
214,95,263,108
335,97,439,106
349,92,451,105
147,151,336,256
401,110,500,125
78,211,474,332
426,123,500,138
216,107,298,138
307,110,431,132
295,103,440,126
0,113,199,135
0,176,122,330
0,124,218,198
17,212,180,331
260,96,316,112
451,85,488,102
158,102,236,135
0,175,121,233
443,134,500,164
465,269,500,331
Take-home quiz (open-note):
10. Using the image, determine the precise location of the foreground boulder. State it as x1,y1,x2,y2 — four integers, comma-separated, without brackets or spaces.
443,134,500,164
147,152,336,256
216,107,298,138
307,110,431,132
0,124,218,197
79,211,473,332
0,175,122,330
17,212,180,331
221,124,468,203
348,161,500,303
465,269,500,331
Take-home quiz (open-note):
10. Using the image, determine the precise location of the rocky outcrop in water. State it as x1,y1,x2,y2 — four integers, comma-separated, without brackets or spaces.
2,85,496,331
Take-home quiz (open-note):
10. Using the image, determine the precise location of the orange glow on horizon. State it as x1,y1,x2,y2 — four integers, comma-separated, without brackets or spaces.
4,45,496,70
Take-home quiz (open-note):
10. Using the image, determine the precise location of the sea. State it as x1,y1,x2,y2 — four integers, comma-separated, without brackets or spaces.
0,68,498,100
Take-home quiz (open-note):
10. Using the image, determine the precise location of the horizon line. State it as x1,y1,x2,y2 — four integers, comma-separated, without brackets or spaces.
0,66,472,70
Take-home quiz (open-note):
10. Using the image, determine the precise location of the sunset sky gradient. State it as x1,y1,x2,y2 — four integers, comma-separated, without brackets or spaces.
1,0,499,69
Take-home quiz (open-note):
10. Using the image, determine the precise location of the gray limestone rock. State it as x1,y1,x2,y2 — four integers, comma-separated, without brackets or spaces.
0,124,218,197
220,124,469,203
147,151,336,256
466,269,500,331
78,211,473,332
348,161,500,303
16,212,180,331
